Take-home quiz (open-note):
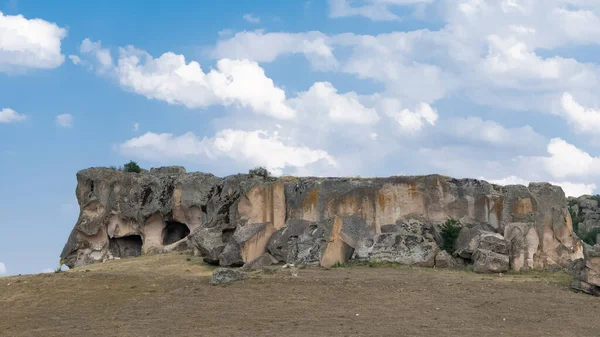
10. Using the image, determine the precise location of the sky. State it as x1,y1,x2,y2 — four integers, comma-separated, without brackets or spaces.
2,0,600,276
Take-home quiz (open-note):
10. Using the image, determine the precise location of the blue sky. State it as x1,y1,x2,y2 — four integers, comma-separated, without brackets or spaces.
3,0,600,276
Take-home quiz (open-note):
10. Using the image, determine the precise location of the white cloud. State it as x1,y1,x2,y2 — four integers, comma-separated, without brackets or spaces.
487,175,529,186
79,38,113,73
486,175,596,197
243,13,260,24
445,117,545,151
68,55,81,65
0,108,27,123
56,114,73,128
212,31,337,70
553,181,597,197
289,82,379,125
540,138,600,179
329,0,432,21
74,41,296,120
0,262,5,275
0,11,67,72
133,123,139,132
381,100,438,132
119,129,337,176
560,92,600,134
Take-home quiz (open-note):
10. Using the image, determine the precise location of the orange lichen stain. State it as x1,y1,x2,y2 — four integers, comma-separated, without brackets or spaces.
377,193,387,213
512,198,533,215
302,189,319,211
492,198,504,222
408,183,418,199
337,195,359,216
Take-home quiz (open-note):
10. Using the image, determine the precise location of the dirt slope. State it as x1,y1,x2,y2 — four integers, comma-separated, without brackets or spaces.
1,254,599,337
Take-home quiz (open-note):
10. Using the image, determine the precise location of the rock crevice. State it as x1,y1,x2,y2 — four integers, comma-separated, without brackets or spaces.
61,167,583,276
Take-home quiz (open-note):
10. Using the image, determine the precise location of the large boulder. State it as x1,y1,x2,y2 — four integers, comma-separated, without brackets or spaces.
472,249,509,273
187,227,226,265
455,227,508,259
267,216,370,267
435,250,458,268
572,244,600,296
209,268,248,285
354,233,438,267
241,253,279,271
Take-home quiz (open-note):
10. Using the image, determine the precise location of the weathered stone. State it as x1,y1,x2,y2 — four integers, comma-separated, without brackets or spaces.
241,253,279,271
219,241,243,267
187,227,225,265
504,222,538,271
61,168,583,272
209,268,248,285
266,219,313,262
435,250,458,268
355,233,438,267
455,228,507,259
472,249,509,273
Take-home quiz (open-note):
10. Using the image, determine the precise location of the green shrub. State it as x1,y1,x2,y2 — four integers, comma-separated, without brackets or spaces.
580,228,600,246
123,160,142,173
249,166,270,178
440,219,462,253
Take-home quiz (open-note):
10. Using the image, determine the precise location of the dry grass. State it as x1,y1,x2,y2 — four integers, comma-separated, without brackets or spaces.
1,253,599,337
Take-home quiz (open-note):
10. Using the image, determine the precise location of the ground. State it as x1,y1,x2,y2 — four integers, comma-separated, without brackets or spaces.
1,254,599,337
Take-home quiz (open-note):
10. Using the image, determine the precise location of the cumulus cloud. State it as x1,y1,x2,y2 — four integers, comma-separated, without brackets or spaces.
329,0,432,21
0,262,6,275
75,40,296,120
539,138,600,179
119,129,337,176
289,82,379,125
211,31,337,70
560,92,600,134
56,114,73,128
0,11,67,72
378,99,437,132
242,13,260,24
444,117,546,152
486,175,595,197
133,123,139,132
0,108,27,123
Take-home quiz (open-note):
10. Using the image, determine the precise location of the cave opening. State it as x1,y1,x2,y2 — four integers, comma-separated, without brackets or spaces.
162,221,190,246
109,235,143,258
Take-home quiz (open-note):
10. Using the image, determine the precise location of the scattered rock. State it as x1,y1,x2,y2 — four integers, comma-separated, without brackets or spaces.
355,233,438,267
209,268,248,285
472,249,509,273
435,250,458,268
241,253,279,271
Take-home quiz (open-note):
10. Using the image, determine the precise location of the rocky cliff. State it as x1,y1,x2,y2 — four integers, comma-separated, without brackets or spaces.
568,195,600,295
61,167,583,276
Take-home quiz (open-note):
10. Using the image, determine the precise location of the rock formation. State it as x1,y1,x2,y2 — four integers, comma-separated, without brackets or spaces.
61,167,583,277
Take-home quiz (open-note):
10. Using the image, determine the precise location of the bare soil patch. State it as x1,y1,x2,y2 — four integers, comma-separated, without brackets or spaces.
1,254,599,337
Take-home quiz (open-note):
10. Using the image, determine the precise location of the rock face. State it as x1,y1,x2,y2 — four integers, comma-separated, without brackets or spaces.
572,244,600,296
568,195,600,246
61,167,583,274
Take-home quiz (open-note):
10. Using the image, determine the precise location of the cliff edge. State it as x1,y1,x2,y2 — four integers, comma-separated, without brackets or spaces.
61,166,584,277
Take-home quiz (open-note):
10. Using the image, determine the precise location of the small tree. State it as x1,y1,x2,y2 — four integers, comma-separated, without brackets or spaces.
123,160,142,173
440,219,462,253
249,166,270,178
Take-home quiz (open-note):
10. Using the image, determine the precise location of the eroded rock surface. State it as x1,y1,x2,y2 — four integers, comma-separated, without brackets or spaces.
61,167,583,274
209,268,248,285
572,244,600,296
